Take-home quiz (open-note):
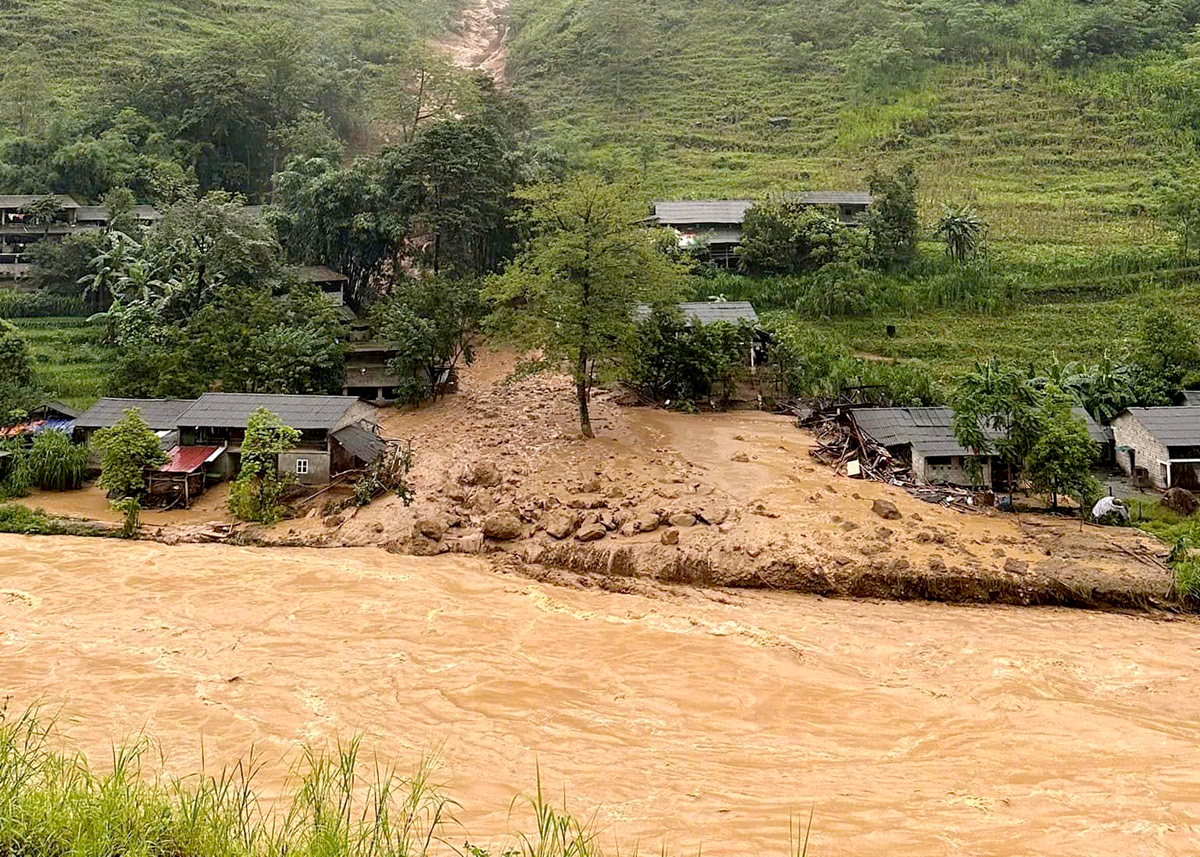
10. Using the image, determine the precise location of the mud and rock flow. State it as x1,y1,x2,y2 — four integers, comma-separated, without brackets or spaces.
438,0,509,83
3,535,1199,855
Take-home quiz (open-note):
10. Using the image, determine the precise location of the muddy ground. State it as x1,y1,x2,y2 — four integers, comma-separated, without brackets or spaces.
20,350,1166,611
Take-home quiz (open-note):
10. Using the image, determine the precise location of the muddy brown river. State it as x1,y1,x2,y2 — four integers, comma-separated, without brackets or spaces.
2,535,1199,854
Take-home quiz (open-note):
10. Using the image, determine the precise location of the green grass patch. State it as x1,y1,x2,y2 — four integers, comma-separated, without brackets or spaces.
11,317,113,410
0,705,811,857
0,504,105,537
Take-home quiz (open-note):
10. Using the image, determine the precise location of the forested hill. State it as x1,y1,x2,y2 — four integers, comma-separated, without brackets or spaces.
0,0,470,201
506,0,1200,248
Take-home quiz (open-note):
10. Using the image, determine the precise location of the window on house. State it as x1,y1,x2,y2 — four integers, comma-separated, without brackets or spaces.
296,459,309,476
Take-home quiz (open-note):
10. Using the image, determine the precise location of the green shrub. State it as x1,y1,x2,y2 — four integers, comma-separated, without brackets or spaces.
0,442,32,500
0,291,88,319
0,504,100,536
227,408,301,524
25,430,88,492
627,306,754,406
91,409,168,499
111,496,140,538
766,316,942,405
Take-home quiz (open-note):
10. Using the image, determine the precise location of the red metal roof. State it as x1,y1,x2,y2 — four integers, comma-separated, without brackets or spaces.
159,446,221,474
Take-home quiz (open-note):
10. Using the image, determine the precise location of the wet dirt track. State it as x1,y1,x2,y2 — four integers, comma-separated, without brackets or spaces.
2,535,1198,855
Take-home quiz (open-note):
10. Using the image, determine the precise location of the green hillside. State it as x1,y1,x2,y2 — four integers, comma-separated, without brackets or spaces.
0,0,463,69
503,0,1200,382
507,0,1198,247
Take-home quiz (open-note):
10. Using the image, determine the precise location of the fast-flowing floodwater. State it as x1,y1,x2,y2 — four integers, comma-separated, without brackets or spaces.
2,535,1199,855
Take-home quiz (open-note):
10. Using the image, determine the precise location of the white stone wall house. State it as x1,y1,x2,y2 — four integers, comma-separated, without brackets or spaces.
1112,407,1200,491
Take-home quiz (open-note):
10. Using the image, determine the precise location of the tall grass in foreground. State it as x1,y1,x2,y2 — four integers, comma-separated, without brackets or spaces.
0,706,818,857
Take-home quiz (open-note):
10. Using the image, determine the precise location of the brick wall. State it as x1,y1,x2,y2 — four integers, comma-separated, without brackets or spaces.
1112,414,1171,489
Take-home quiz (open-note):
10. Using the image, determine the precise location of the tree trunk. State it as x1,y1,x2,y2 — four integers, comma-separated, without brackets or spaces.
576,345,594,439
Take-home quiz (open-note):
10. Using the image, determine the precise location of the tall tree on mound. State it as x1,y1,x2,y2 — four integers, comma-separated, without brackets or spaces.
484,175,685,438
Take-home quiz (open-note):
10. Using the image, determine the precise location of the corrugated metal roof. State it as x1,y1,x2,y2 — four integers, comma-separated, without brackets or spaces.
177,393,362,430
75,398,197,431
654,200,755,226
159,446,221,474
332,424,386,463
854,406,1109,457
635,301,759,326
132,205,163,221
851,407,1002,458
1121,407,1200,445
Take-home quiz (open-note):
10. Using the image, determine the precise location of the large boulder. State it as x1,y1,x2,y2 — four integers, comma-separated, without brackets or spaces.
543,510,579,541
483,511,523,541
1162,487,1199,516
575,523,607,542
462,460,503,488
636,514,660,534
414,516,448,541
871,499,902,521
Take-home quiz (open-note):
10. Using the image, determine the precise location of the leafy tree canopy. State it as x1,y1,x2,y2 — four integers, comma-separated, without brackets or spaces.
372,275,482,405
227,407,301,524
91,408,168,498
484,174,687,437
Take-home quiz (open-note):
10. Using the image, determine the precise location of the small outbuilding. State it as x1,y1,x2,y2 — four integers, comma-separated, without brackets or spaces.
850,406,1109,490
1112,406,1200,490
145,445,223,507
851,407,1001,488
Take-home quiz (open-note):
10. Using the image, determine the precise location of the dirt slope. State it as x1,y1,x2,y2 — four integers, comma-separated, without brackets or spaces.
266,350,1172,610
437,0,509,83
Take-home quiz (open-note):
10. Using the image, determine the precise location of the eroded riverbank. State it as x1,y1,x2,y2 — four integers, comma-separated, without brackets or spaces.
3,535,1198,854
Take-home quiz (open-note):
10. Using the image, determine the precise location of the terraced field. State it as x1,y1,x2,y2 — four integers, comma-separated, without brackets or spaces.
12,317,112,410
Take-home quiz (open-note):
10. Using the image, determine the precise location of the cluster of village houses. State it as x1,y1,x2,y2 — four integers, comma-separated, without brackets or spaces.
0,395,388,507
6,192,1200,502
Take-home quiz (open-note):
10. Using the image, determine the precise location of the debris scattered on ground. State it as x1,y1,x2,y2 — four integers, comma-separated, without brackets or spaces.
799,405,987,510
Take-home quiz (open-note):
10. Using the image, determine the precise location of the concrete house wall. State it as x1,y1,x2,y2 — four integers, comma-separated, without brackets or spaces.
912,449,993,487
279,451,331,486
1112,413,1171,489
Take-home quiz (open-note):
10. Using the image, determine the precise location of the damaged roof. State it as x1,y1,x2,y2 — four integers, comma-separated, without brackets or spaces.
332,423,386,463
853,406,1110,457
850,407,990,458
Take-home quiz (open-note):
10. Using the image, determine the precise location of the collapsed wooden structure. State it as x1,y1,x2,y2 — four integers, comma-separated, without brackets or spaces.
799,406,986,509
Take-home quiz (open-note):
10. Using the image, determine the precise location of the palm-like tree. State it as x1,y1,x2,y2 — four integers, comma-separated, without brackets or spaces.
935,205,984,264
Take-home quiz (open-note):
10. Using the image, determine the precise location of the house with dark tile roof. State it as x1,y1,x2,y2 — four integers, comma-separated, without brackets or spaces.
1112,406,1200,490
851,406,1109,489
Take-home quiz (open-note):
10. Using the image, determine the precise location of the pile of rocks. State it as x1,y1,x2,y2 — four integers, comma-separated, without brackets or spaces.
407,455,737,555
